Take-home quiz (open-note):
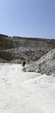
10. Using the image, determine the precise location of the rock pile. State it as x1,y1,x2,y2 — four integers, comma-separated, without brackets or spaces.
26,49,55,75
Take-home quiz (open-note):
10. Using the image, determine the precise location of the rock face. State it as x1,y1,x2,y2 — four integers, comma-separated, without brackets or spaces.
26,49,55,75
0,34,55,62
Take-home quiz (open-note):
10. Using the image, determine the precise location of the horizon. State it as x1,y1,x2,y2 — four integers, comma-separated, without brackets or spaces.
0,0,55,39
0,33,55,40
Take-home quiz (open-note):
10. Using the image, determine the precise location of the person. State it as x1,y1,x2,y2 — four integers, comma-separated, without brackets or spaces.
22,61,26,69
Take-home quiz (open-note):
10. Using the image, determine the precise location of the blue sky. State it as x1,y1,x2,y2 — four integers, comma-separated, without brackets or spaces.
0,0,55,39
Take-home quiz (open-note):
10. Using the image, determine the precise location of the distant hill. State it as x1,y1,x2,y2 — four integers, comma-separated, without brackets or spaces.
0,34,55,62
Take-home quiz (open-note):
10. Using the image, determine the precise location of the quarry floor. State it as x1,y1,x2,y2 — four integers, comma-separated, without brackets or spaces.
0,63,55,113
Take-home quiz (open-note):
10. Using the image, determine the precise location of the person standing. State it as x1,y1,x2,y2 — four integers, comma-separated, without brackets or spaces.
22,61,26,69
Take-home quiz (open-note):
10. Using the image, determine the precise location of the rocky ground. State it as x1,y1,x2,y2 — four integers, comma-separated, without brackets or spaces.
26,49,55,75
0,63,55,113
0,34,55,75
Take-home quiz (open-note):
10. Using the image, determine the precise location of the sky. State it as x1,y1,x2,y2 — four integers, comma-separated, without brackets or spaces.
0,0,55,39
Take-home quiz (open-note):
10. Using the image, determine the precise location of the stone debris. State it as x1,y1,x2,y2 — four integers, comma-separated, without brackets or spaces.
26,49,55,75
